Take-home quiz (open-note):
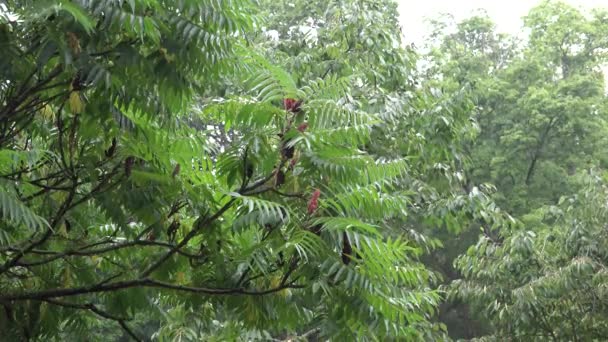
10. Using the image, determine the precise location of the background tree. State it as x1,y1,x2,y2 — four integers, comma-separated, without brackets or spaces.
427,1,608,340
454,171,608,341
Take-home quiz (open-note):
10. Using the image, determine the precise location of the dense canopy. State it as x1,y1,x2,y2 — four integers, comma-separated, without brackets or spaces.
0,0,607,341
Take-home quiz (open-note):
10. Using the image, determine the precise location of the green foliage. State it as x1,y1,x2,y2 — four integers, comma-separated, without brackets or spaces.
453,172,608,340
0,0,472,340
432,2,608,216
8,0,607,340
255,0,413,91
426,1,608,340
251,1,517,340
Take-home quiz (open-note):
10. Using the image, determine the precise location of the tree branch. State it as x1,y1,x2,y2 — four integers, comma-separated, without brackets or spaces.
42,299,143,342
0,176,78,275
0,277,305,302
14,239,204,267
139,198,237,277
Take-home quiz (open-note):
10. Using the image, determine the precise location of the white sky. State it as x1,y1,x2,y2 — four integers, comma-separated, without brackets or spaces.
397,0,608,44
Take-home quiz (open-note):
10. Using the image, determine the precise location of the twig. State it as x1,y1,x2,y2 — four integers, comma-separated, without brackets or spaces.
0,277,305,301
42,299,143,342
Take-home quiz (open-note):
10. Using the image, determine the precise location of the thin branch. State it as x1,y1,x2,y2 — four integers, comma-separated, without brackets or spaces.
139,198,237,277
242,159,287,193
240,145,250,191
525,117,557,185
242,185,273,196
42,299,143,342
237,224,280,286
0,177,77,275
280,255,300,286
14,240,204,267
0,64,64,120
0,277,305,301
65,166,124,211
271,189,306,199
118,320,143,342
141,158,288,277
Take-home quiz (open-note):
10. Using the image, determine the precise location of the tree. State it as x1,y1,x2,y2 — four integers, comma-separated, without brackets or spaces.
255,0,413,93
458,1,608,215
0,1,454,340
434,1,608,340
255,2,516,340
0,0,253,339
453,171,608,340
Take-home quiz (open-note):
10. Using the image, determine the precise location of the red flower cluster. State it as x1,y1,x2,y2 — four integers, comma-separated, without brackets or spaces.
307,188,321,215
283,98,302,113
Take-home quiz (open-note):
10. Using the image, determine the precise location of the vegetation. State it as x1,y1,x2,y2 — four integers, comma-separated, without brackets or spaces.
432,2,608,340
0,0,607,341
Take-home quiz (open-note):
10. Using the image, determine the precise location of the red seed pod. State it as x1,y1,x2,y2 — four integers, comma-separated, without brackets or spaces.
297,122,308,133
342,232,352,265
172,163,181,178
125,156,135,177
282,145,294,159
283,98,302,113
289,157,298,169
66,32,81,56
307,188,321,215
146,231,156,241
245,161,254,178
275,169,285,187
104,138,117,157
167,220,180,242
310,223,323,235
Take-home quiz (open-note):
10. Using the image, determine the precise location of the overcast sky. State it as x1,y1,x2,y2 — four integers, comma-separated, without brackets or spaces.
397,0,608,44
